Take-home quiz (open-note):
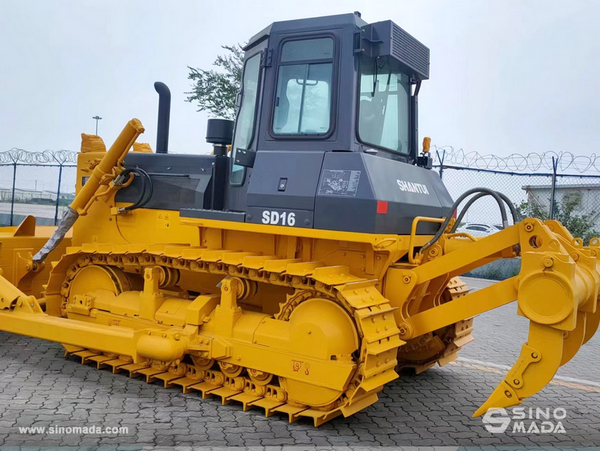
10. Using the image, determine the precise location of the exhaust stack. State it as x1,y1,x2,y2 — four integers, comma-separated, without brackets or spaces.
154,81,171,154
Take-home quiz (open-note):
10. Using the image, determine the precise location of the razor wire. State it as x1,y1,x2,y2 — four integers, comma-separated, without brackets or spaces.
0,149,78,227
0,148,77,166
432,146,600,174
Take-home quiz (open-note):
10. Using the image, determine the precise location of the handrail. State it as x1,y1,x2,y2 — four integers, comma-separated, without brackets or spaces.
408,216,445,264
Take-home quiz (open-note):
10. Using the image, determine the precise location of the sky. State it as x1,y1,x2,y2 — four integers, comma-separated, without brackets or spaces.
1,0,599,159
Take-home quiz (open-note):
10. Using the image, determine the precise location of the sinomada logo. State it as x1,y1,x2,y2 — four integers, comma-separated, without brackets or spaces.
482,407,567,434
396,179,430,195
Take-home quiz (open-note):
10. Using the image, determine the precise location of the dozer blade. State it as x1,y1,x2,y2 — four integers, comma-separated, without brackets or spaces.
473,322,564,416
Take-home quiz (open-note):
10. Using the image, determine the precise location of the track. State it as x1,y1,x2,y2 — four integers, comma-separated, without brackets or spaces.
44,244,405,425
397,277,474,373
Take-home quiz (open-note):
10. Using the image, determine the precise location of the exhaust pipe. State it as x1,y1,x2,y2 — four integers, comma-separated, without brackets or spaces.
154,81,171,154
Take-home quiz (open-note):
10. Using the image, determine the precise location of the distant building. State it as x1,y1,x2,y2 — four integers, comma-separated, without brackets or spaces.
522,184,600,228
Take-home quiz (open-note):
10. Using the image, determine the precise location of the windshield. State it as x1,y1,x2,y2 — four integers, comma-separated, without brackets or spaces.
358,56,411,154
231,53,261,184
273,37,334,136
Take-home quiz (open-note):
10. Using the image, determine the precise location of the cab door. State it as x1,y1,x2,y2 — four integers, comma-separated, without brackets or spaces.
225,41,267,212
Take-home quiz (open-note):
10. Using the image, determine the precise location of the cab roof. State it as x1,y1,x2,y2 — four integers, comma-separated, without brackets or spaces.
244,12,368,51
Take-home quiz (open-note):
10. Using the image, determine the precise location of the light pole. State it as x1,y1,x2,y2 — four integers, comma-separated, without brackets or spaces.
92,116,102,135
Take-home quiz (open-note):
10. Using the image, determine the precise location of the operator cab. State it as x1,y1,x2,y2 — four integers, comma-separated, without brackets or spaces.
229,12,431,188
120,13,452,235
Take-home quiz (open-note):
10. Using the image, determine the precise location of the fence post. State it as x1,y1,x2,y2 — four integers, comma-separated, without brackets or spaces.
54,164,64,225
9,162,17,226
549,156,558,219
437,149,446,180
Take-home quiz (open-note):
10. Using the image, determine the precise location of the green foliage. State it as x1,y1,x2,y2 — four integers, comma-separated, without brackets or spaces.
517,192,600,244
186,45,244,120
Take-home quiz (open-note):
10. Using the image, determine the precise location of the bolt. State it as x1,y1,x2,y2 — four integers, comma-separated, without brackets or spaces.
542,256,554,268
513,379,520,386
531,352,539,359
572,253,580,261
505,390,513,398
524,223,534,232
403,275,411,284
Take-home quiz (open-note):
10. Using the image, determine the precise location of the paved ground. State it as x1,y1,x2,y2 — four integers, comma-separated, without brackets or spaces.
0,202,64,219
0,202,65,227
0,277,599,447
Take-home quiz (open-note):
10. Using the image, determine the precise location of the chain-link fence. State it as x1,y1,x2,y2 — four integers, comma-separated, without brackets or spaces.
434,147,600,237
3,146,600,243
0,149,78,227
433,147,600,278
438,167,600,233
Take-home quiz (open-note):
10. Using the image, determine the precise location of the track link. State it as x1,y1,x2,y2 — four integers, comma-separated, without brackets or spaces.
397,277,474,373
49,243,403,425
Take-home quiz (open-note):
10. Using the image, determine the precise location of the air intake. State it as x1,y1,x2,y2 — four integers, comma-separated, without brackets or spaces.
361,20,430,80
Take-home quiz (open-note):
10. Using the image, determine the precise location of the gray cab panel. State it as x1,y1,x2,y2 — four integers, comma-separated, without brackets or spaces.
117,153,214,211
245,151,324,227
246,151,325,210
314,152,452,234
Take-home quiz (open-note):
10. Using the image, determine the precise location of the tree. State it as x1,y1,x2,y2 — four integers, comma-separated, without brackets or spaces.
186,45,244,120
517,192,599,244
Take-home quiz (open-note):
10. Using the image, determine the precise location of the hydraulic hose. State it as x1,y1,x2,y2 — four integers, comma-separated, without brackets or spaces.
450,191,520,233
421,187,508,253
118,167,154,212
498,191,520,224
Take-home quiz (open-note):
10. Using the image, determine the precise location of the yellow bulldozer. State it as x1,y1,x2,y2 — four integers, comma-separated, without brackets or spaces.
0,12,598,426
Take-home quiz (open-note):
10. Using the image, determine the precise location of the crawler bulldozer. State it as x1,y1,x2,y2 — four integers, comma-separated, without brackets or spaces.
0,13,599,426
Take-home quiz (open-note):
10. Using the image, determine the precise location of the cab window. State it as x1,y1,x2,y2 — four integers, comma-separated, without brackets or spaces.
231,53,261,184
273,38,334,136
358,56,410,154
